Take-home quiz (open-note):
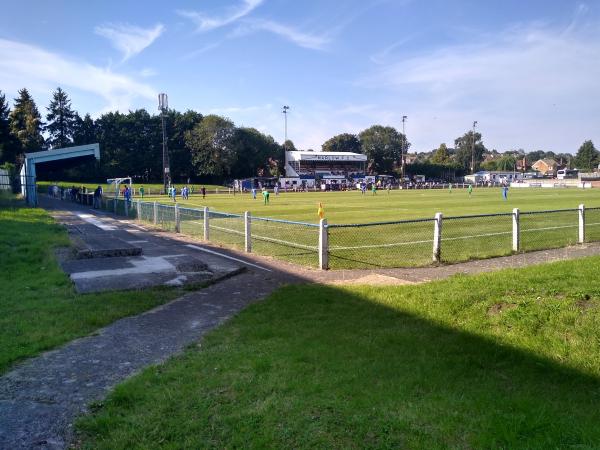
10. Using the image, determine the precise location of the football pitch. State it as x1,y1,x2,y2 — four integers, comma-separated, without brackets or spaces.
143,186,600,224
133,187,600,269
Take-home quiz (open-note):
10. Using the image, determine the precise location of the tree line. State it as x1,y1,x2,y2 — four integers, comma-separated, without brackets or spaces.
0,87,598,182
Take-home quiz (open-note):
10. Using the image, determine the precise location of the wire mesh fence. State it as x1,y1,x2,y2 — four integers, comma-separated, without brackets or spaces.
179,206,205,239
441,213,513,263
520,209,579,252
156,203,177,232
208,211,246,249
251,217,319,267
328,219,435,269
45,192,600,270
586,207,600,242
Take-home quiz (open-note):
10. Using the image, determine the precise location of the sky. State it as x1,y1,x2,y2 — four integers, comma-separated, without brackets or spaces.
1,0,599,154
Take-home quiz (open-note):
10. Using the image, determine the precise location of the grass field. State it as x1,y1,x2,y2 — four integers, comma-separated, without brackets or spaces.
78,256,600,449
0,196,183,374
128,187,600,268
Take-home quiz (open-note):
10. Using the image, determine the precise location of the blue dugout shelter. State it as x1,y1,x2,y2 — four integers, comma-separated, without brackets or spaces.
20,143,100,206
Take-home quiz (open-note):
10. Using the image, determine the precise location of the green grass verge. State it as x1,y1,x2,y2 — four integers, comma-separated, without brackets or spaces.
78,256,600,449
0,197,183,374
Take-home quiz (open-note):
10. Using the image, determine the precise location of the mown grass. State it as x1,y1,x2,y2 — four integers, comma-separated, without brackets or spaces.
127,188,600,268
78,256,600,449
0,197,183,374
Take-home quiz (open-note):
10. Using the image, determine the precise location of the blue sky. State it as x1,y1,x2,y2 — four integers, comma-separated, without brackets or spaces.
1,0,599,153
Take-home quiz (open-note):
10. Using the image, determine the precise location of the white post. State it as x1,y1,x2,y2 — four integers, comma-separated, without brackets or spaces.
244,211,252,252
136,200,141,220
579,204,585,244
512,208,520,252
175,204,180,233
433,212,443,262
204,206,210,241
319,218,329,270
153,202,158,225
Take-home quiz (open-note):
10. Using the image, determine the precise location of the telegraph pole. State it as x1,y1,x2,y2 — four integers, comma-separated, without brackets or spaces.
471,120,478,174
282,105,290,145
158,93,170,194
401,115,407,179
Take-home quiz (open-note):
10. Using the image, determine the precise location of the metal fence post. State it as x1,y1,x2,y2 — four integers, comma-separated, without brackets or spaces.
319,218,329,270
579,204,585,243
153,202,158,225
433,212,443,262
175,204,180,233
204,207,210,241
113,198,117,214
244,211,252,252
512,208,520,252
136,200,141,220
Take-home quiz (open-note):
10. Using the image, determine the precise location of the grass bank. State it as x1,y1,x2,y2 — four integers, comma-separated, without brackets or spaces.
79,256,600,448
0,198,182,374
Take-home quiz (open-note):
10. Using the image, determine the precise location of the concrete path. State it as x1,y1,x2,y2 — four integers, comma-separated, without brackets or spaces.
2,197,600,449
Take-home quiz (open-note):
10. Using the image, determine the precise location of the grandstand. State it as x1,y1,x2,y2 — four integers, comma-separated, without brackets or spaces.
282,150,367,188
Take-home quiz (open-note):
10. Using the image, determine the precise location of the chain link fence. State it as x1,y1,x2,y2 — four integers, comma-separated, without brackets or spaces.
586,207,600,242
441,213,513,263
208,211,246,249
251,217,319,267
520,209,579,252
328,219,434,269
46,193,600,270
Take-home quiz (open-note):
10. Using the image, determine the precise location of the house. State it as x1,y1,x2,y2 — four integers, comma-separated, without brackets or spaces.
531,159,558,176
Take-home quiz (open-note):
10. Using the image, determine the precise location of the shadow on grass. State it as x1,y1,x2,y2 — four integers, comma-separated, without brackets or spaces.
77,280,600,449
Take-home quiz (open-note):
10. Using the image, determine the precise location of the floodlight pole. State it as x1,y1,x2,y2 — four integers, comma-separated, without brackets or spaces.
471,120,478,175
401,115,407,179
159,93,170,194
282,105,290,145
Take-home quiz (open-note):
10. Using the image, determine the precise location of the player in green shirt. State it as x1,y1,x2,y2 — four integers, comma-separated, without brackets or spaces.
262,189,270,205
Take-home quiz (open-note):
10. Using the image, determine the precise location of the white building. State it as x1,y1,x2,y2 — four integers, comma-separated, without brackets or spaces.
282,150,367,188
464,170,524,184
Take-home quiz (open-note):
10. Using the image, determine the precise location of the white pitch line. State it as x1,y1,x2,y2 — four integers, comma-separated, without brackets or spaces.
77,213,116,231
186,244,272,272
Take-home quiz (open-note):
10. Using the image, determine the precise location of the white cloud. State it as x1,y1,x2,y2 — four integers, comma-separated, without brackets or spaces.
178,0,328,50
0,38,156,113
238,19,330,50
177,0,263,32
359,19,600,152
95,23,165,62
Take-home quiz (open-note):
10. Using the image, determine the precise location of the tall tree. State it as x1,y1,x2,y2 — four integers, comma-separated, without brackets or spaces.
283,139,297,151
322,133,361,153
185,115,237,178
453,131,486,172
10,88,44,153
230,127,280,178
72,113,97,145
0,91,19,163
430,143,450,164
358,125,407,174
573,140,599,171
46,87,77,148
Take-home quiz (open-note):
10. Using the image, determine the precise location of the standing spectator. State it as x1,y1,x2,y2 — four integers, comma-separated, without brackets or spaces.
124,186,131,205
93,185,102,209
